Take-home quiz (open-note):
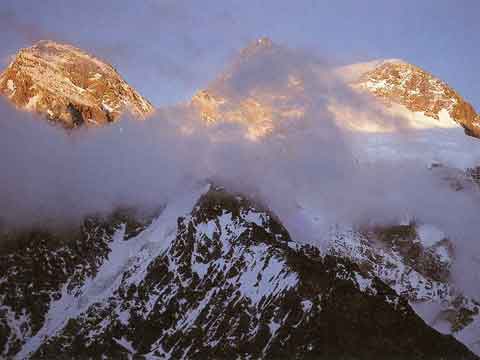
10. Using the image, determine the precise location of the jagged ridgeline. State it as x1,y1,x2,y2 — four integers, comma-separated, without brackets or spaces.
0,186,477,359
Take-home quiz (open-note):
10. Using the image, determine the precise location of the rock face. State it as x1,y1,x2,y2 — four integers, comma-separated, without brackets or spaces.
0,186,477,359
0,41,154,128
352,60,480,137
0,210,154,358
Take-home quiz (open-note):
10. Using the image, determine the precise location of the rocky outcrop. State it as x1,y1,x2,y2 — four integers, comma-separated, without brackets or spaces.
0,41,154,128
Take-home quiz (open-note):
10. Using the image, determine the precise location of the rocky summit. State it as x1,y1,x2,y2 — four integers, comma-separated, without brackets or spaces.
0,40,153,128
353,59,480,138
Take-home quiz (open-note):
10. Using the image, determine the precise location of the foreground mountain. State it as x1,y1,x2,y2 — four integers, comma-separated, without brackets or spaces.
1,186,477,359
0,41,153,128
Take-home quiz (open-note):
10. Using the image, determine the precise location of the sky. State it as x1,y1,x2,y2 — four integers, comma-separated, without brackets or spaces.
0,0,479,108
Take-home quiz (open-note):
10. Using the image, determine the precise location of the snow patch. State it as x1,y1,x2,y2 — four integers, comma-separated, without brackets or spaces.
242,210,266,227
114,337,135,353
7,79,15,92
235,244,298,305
102,101,115,113
354,272,375,293
417,224,445,247
25,94,41,110
435,245,451,264
301,300,313,313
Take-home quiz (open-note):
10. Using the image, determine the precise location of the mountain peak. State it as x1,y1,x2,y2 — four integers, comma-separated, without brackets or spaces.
254,36,274,48
238,36,275,60
352,60,480,136
28,39,84,51
0,40,154,128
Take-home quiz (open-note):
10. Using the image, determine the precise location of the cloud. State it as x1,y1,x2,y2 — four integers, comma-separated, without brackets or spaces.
0,42,479,296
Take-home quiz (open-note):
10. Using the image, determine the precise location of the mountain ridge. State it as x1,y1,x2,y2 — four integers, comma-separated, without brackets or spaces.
191,37,480,140
1,186,477,359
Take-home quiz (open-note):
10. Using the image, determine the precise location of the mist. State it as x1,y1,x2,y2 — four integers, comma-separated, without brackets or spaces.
1,43,479,297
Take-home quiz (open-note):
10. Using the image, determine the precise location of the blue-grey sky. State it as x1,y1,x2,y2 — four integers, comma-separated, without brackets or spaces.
1,0,478,108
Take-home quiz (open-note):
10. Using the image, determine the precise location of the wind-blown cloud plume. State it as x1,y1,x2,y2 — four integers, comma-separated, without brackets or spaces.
0,43,479,295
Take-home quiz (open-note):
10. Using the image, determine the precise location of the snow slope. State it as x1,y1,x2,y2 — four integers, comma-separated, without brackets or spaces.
12,184,208,359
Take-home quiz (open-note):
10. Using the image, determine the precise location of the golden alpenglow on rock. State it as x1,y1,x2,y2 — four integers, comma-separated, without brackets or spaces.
0,40,154,128
345,59,480,137
190,38,307,140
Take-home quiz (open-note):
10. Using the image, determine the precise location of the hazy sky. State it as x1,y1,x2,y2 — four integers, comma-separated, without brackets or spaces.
1,0,478,108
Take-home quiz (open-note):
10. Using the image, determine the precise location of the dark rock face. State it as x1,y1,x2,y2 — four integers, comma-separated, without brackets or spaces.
0,210,154,358
1,187,476,359
0,221,112,357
